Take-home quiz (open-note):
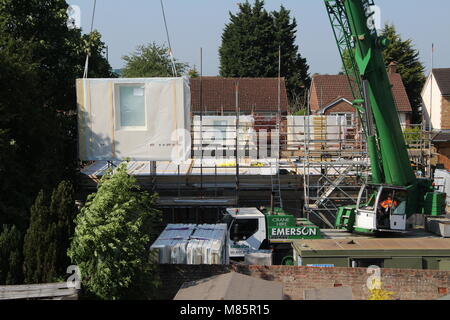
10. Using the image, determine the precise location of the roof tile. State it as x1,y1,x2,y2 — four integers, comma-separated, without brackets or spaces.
311,74,412,113
433,68,450,96
190,77,289,113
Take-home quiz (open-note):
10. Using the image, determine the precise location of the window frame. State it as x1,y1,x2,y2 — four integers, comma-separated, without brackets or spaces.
114,83,147,131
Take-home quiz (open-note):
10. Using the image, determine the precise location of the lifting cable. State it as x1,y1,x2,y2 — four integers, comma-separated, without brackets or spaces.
160,0,178,77
82,0,177,78
83,0,97,78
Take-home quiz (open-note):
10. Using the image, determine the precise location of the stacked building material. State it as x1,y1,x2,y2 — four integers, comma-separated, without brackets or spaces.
151,224,229,265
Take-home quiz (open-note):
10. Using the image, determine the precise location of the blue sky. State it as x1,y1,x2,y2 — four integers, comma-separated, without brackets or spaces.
67,0,450,76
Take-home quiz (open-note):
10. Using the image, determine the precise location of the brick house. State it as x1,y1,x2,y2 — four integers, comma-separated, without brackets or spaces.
431,131,450,170
309,63,413,127
189,77,289,116
189,77,290,153
422,68,450,131
422,68,450,169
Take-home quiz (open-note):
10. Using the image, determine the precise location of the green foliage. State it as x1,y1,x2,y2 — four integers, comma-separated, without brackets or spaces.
122,42,189,78
23,181,76,284
292,109,307,116
188,66,200,78
403,126,422,146
50,181,77,277
23,191,51,283
68,163,162,300
0,225,23,285
0,0,113,282
381,24,426,124
219,1,310,107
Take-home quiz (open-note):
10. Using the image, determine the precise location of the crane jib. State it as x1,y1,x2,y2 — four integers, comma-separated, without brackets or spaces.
326,0,416,187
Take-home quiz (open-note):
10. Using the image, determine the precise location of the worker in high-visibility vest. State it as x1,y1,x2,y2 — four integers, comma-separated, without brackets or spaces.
380,196,398,211
377,196,398,228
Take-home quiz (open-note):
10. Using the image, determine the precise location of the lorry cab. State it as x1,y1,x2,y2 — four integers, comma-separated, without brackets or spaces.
355,184,409,233
223,208,267,259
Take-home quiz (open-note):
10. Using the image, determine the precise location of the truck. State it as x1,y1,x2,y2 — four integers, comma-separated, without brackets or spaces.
223,207,321,264
325,0,446,234
150,208,321,265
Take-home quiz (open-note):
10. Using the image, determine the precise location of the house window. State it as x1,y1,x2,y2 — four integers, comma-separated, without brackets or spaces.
331,113,354,127
117,84,146,128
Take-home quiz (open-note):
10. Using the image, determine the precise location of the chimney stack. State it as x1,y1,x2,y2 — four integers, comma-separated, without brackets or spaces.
388,62,398,74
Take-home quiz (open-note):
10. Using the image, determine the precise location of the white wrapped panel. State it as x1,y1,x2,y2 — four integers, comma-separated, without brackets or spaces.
193,116,257,152
77,78,191,162
287,115,346,150
150,224,229,265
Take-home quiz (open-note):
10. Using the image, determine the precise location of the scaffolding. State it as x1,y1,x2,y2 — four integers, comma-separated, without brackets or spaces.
296,114,370,228
80,114,433,226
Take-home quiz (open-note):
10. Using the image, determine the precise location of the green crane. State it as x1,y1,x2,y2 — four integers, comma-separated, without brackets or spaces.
326,0,446,234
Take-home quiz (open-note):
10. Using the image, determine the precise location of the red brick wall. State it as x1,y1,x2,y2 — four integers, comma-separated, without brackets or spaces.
441,97,450,130
435,142,450,170
323,101,355,115
157,265,450,300
310,83,320,113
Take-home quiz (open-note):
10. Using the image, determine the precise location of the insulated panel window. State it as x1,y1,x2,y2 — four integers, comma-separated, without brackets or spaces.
118,85,146,128
213,120,227,143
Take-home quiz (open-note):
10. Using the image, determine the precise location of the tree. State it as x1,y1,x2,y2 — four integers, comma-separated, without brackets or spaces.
380,24,426,124
49,181,77,278
188,66,200,78
0,1,113,223
272,6,311,107
0,0,114,112
122,42,189,78
219,1,310,108
0,225,23,285
0,35,41,229
23,191,51,283
0,0,113,285
22,181,77,284
68,163,162,300
0,0,112,229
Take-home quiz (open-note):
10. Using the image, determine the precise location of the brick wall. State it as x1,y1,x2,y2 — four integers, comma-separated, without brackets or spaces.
435,142,450,170
157,265,450,300
441,97,450,130
323,101,354,114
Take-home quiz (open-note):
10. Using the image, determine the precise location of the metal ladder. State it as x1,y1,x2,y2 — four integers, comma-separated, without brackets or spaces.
270,159,283,210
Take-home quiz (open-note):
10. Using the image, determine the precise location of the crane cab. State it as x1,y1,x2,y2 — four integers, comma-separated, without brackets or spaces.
355,184,409,233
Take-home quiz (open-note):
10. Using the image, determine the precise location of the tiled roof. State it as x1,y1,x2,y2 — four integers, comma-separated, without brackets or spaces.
190,77,289,113
310,74,412,113
433,68,450,96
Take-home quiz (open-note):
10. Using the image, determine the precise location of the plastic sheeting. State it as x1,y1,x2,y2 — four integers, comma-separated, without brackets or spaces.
192,115,257,152
150,224,229,265
287,115,347,150
76,77,191,162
